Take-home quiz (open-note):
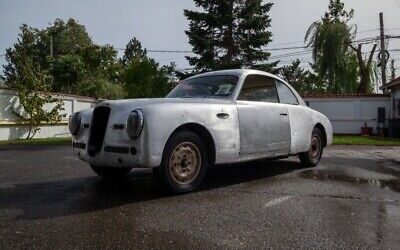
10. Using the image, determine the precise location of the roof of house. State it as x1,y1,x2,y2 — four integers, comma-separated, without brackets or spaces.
380,76,400,90
302,93,390,99
0,87,96,101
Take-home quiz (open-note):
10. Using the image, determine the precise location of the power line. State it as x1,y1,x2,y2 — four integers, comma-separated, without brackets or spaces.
267,27,384,48
148,49,193,53
40,34,383,55
157,56,188,62
385,27,400,31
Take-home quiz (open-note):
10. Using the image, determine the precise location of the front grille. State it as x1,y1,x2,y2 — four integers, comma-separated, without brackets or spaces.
104,146,130,154
88,106,111,157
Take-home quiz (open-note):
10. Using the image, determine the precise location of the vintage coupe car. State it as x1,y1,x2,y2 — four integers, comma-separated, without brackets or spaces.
69,69,332,193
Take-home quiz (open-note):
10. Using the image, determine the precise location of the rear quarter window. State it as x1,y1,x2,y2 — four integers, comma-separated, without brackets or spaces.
276,80,299,105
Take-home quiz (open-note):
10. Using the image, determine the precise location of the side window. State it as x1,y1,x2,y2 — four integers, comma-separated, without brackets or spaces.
276,80,299,105
238,75,279,103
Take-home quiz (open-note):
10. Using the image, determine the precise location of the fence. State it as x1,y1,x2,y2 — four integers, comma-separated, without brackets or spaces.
303,94,391,135
0,89,392,140
0,88,95,140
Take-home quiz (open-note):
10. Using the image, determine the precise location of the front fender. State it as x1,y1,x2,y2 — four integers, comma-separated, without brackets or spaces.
142,103,239,166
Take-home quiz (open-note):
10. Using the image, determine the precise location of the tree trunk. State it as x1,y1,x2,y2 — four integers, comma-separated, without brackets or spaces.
26,125,32,140
349,44,377,94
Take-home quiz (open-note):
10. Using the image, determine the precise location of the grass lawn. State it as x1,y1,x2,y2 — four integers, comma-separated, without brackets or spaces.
0,137,71,146
333,135,400,146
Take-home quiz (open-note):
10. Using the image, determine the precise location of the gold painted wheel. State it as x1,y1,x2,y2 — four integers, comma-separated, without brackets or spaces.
168,142,201,185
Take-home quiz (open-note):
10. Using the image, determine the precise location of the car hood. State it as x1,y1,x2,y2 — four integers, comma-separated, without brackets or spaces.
100,98,233,109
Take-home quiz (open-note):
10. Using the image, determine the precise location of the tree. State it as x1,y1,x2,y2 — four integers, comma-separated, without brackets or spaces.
0,75,4,87
7,57,64,139
122,38,147,65
121,37,176,98
44,18,92,57
305,0,358,93
184,0,276,72
279,60,312,94
124,58,174,98
390,59,396,82
50,54,85,94
348,43,377,93
3,19,123,99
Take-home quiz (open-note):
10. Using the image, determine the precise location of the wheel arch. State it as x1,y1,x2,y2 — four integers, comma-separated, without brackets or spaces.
314,123,327,147
166,123,216,165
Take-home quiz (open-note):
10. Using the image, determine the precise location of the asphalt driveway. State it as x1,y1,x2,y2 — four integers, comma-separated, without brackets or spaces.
0,145,399,249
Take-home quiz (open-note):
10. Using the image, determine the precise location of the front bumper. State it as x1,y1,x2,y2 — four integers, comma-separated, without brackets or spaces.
72,141,143,168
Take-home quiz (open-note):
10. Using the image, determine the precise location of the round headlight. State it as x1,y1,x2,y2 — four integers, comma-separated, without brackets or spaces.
68,113,81,136
127,109,144,139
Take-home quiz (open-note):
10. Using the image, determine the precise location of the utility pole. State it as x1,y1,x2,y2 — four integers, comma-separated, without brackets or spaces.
379,12,387,89
50,36,53,57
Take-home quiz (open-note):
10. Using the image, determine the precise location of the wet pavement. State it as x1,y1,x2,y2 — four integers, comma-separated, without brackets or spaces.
0,145,399,249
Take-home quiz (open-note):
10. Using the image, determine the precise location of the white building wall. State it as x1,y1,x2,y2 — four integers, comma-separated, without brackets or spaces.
0,88,95,140
392,87,400,119
1,88,393,139
304,96,391,134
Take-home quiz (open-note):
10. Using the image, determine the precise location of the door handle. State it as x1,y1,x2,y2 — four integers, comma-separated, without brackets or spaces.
280,113,288,116
216,113,230,119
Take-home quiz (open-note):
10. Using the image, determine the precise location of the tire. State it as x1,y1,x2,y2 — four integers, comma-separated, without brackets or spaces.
156,131,208,194
299,127,324,167
90,164,132,179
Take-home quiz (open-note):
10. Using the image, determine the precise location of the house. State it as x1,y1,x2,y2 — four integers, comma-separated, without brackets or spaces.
303,94,391,135
380,77,400,137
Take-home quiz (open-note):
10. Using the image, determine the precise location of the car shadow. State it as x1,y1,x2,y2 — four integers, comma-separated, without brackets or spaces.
0,159,303,221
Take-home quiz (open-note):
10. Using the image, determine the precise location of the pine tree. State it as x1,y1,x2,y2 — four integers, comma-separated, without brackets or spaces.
122,38,147,65
184,0,276,72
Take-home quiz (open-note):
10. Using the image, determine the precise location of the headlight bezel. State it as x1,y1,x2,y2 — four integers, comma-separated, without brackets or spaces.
68,113,81,136
126,109,144,140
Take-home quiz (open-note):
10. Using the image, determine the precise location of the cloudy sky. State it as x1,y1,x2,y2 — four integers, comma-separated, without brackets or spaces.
1,0,400,72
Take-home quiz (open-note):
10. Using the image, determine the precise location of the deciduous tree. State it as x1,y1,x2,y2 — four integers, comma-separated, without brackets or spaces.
305,0,359,93
8,57,64,139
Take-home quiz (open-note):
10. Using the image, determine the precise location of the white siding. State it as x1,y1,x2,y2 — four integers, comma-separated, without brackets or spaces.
304,96,391,134
0,88,95,140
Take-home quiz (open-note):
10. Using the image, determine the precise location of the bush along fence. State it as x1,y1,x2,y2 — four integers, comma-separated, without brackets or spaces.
0,88,95,140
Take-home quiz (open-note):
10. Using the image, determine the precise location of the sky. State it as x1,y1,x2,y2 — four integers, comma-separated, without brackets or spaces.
1,0,400,74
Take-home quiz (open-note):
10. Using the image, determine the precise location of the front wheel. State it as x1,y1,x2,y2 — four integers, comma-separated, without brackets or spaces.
299,127,324,167
90,164,132,179
155,131,208,194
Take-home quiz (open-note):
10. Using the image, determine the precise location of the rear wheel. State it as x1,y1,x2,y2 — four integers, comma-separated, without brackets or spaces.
299,127,324,167
90,164,132,179
155,131,208,194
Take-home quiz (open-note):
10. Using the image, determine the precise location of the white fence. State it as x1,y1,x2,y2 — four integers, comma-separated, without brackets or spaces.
0,88,95,140
0,88,392,140
304,95,391,135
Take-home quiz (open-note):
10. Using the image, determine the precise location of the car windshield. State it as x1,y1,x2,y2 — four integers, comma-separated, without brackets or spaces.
166,75,238,99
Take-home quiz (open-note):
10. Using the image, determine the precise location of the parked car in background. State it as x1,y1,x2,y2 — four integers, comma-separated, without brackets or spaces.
69,69,333,193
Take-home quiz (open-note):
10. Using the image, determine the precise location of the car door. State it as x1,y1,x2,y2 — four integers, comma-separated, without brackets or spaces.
275,79,312,153
236,74,290,156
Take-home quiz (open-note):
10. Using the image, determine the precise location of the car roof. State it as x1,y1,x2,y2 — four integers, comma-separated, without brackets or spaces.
184,69,306,106
186,69,278,80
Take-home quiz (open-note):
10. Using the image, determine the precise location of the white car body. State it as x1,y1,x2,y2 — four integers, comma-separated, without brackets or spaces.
70,69,333,169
